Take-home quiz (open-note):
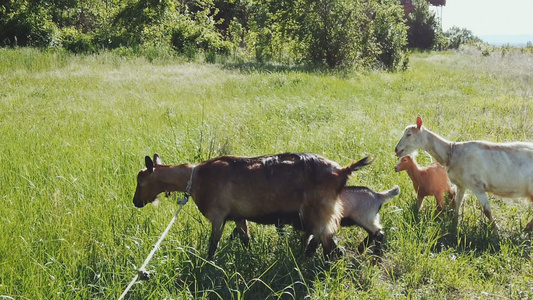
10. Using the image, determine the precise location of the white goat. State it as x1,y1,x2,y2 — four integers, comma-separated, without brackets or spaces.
339,185,400,254
394,116,533,231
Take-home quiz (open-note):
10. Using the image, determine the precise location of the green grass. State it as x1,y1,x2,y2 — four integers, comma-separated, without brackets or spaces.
0,47,532,299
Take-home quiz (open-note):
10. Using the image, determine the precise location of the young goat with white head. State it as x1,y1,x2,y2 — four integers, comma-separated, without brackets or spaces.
394,116,533,231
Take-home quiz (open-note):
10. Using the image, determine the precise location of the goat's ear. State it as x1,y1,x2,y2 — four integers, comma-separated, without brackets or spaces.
416,115,423,129
153,153,162,166
145,156,154,173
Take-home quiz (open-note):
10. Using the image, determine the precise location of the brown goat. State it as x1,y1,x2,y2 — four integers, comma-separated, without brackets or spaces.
395,155,455,211
133,153,372,258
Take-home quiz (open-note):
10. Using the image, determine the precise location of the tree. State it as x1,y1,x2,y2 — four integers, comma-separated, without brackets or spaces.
1,0,410,70
0,0,59,47
248,0,408,69
406,0,438,49
444,26,482,49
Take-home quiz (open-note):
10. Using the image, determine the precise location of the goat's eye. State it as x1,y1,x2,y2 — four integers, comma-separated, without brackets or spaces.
406,133,412,137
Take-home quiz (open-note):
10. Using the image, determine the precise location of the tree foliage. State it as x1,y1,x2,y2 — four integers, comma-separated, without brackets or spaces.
443,26,482,49
405,0,437,49
0,0,409,70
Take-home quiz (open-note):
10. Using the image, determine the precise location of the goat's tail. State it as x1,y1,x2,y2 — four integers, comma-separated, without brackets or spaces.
336,156,373,194
380,185,401,204
342,156,373,176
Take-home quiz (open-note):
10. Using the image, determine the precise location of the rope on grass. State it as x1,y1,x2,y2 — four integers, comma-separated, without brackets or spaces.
118,194,190,300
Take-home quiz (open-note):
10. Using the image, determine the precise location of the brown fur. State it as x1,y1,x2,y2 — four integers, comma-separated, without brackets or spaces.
233,185,400,256
395,155,455,211
133,153,372,258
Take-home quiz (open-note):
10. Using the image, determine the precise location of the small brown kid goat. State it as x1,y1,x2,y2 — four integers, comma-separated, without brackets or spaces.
133,153,372,258
395,155,455,211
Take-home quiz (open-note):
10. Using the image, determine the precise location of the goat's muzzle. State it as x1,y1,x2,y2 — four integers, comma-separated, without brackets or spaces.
133,188,147,208
394,148,403,157
133,200,146,208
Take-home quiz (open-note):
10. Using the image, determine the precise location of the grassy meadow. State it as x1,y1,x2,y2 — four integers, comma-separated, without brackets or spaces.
0,47,532,299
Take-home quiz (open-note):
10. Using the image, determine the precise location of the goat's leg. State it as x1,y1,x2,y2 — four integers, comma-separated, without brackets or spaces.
435,192,445,211
208,220,226,258
301,191,342,258
371,230,385,256
320,232,340,258
472,190,498,232
275,224,287,237
417,194,425,211
231,220,250,248
303,232,318,257
448,187,456,207
526,219,533,232
358,230,385,256
453,187,466,228
525,196,533,232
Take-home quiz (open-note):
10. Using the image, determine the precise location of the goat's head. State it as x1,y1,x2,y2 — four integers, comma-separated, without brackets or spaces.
133,154,163,208
395,116,424,157
394,155,413,172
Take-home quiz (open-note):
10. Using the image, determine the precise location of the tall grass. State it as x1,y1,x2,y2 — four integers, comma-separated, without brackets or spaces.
0,47,532,299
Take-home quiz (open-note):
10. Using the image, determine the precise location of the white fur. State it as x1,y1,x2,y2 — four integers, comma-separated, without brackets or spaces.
395,117,533,231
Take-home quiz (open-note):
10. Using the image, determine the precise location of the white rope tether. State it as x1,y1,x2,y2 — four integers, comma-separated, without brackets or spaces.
119,166,195,299
118,195,191,299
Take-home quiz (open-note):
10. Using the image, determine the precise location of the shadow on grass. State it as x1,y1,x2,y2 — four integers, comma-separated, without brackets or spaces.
222,61,351,76
406,203,532,257
162,229,373,299
172,234,317,299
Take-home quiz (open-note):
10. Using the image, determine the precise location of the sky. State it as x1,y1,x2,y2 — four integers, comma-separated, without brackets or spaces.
434,0,533,44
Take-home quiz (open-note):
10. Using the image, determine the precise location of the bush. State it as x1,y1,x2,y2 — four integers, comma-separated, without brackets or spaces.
443,26,482,50
247,0,408,70
370,2,409,70
0,4,59,47
308,0,408,69
1,0,410,70
60,27,96,53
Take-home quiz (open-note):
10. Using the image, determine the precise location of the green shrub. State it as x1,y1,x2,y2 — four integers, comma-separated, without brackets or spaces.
60,27,96,53
443,26,482,50
169,9,232,58
1,0,409,70
0,4,59,47
247,0,408,70
370,2,409,70
171,23,200,53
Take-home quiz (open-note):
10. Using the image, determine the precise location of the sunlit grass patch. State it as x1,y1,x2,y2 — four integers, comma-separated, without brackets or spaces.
0,48,532,299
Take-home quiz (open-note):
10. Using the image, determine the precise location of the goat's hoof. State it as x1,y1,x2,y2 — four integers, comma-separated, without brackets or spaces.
491,222,500,234
333,245,346,257
230,228,239,240
325,246,345,260
138,269,151,281
358,231,384,256
525,222,533,232
304,239,319,258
